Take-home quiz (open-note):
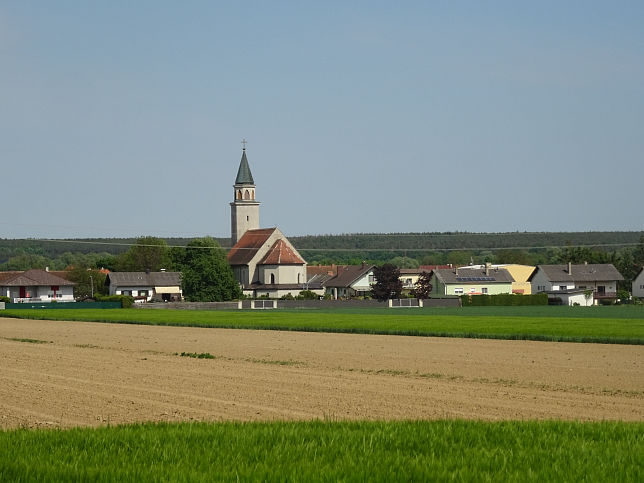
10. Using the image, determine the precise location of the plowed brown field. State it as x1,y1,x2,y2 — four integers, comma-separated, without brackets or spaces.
1,317,642,429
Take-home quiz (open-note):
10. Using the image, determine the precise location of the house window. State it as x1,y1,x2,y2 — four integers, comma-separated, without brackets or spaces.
138,290,149,297
559,286,567,291
454,288,464,295
597,286,605,294
482,287,488,294
368,275,375,283
469,287,476,293
122,290,132,296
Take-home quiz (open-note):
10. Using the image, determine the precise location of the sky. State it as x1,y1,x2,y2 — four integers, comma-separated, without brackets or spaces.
1,1,643,240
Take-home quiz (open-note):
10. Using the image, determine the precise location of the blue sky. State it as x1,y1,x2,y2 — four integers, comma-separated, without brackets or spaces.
1,1,643,239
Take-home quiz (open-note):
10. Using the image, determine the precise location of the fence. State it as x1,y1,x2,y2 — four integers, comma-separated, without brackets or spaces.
136,298,461,311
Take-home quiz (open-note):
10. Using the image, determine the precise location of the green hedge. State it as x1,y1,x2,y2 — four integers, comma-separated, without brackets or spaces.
460,293,548,306
95,294,135,308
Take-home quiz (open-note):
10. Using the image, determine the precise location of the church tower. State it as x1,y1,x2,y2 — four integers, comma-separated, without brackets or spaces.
230,144,260,244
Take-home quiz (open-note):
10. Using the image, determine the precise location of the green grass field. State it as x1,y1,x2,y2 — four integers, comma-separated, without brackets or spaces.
1,421,641,481
3,305,644,344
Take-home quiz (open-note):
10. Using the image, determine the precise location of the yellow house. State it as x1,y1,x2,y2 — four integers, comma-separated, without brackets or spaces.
501,264,535,294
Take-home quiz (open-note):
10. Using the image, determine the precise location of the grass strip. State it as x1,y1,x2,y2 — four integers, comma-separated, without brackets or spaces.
0,421,641,481
3,307,644,344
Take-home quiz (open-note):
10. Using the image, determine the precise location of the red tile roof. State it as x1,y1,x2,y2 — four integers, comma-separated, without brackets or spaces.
227,228,277,265
259,239,305,265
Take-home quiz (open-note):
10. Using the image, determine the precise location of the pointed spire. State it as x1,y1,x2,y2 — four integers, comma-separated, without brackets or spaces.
235,148,255,185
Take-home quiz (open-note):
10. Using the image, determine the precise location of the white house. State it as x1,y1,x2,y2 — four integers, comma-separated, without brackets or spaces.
0,269,75,303
529,263,623,305
105,271,182,302
633,267,644,299
324,264,375,299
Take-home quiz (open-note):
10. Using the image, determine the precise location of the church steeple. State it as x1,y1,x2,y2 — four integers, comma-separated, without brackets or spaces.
230,142,260,245
235,149,255,185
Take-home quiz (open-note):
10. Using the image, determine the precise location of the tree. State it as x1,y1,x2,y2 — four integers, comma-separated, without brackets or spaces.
115,236,172,272
180,237,241,302
66,267,108,299
370,263,403,301
389,256,420,269
446,250,473,266
411,271,433,299
495,249,530,265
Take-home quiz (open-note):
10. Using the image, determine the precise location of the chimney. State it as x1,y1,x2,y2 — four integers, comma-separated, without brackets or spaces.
485,262,491,276
567,262,572,275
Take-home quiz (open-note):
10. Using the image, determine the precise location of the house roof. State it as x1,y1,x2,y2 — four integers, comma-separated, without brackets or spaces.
227,228,277,266
0,269,75,287
433,267,514,284
106,271,181,287
246,282,323,291
399,268,434,275
235,149,254,185
529,264,624,283
325,264,374,288
259,239,305,265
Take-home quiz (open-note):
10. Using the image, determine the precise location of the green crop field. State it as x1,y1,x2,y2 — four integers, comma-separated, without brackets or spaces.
1,421,641,481
3,305,644,344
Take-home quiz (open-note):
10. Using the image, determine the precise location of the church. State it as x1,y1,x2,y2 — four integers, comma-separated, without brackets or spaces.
226,145,308,298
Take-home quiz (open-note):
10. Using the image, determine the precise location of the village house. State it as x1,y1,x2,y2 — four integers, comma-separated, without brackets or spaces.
0,269,75,303
430,265,514,296
633,267,644,299
323,264,375,299
459,264,535,294
529,263,623,305
105,271,182,302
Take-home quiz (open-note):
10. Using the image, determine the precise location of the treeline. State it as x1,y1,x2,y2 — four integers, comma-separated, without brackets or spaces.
1,232,643,289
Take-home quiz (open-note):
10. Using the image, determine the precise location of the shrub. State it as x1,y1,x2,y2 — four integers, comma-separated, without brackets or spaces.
461,293,548,306
0,296,10,303
297,290,318,300
95,294,135,308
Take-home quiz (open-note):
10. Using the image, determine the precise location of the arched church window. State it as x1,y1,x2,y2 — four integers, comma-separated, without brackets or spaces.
251,191,255,200
236,190,242,200
244,190,250,200
270,273,275,284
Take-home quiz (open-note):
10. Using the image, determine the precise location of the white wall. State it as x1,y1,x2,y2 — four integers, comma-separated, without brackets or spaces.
4,285,74,302
633,270,644,298
112,285,154,302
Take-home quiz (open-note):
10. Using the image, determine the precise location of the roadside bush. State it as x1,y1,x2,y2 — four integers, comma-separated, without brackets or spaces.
297,290,318,300
95,294,135,308
461,293,548,306
0,296,9,303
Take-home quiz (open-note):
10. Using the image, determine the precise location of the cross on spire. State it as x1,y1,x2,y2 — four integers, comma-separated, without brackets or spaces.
241,138,247,150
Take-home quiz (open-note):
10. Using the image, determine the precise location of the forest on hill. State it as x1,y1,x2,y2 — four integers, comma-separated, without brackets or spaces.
1,231,643,287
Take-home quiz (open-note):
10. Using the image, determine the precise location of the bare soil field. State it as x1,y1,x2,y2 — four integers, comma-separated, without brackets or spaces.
1,317,642,429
